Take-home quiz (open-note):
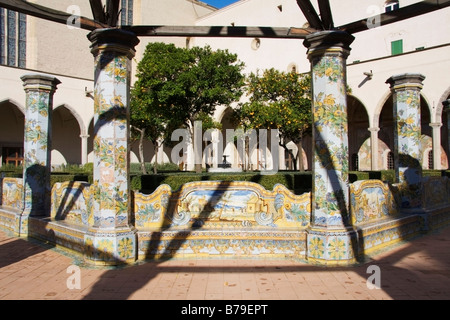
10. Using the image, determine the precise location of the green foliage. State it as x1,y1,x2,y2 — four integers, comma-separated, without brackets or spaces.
238,69,312,143
130,42,245,173
0,163,23,173
50,175,89,188
130,171,313,194
131,42,245,137
236,69,312,170
83,162,94,172
130,162,180,174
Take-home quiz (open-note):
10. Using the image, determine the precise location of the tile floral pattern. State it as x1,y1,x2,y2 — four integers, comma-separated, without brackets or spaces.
50,181,91,227
389,75,425,208
135,181,311,230
84,232,136,264
310,51,349,228
134,181,310,259
304,31,356,265
92,48,131,229
1,178,23,210
21,76,59,217
82,29,140,265
350,180,398,225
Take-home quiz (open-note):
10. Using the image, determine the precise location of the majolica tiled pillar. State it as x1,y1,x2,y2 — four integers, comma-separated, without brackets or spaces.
86,29,139,265
19,74,60,235
303,31,357,265
386,74,425,209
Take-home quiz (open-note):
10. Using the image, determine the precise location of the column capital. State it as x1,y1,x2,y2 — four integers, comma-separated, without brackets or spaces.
303,30,355,60
429,122,442,129
21,74,61,93
386,73,425,91
87,28,140,58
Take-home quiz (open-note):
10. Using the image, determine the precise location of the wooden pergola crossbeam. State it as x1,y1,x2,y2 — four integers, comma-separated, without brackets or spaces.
338,0,450,34
317,0,334,30
105,0,120,27
1,0,450,39
89,0,106,24
296,0,324,30
0,0,109,30
121,25,317,39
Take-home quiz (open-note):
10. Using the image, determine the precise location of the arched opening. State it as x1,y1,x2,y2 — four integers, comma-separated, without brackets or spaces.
220,108,240,169
348,95,369,171
52,105,82,166
0,100,24,167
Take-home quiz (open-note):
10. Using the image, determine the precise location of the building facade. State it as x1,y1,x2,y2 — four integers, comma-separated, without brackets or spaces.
0,0,449,172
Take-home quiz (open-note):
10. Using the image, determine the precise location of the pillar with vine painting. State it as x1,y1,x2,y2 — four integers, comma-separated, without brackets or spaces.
85,28,139,265
303,31,358,265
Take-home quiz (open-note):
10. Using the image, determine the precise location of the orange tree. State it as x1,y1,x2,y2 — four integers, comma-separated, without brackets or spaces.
237,68,311,171
131,42,245,173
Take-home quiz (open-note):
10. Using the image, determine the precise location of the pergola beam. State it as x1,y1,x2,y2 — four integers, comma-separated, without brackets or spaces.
122,25,317,39
317,0,334,30
1,0,450,39
89,0,106,24
296,0,324,30
0,0,109,30
105,0,120,27
339,0,450,34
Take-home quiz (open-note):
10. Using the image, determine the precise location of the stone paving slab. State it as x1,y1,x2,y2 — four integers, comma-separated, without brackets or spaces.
1,225,450,302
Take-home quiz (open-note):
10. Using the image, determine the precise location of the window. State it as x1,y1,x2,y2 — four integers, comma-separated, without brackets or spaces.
0,8,26,67
120,0,134,26
387,152,394,170
2,146,23,167
385,1,399,12
391,39,403,55
251,38,261,50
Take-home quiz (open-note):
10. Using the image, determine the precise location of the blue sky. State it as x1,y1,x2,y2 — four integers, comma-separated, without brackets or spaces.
203,0,239,9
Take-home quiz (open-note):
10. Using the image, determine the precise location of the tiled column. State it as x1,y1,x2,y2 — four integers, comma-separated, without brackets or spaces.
386,74,425,209
18,74,60,235
85,28,139,265
303,31,357,265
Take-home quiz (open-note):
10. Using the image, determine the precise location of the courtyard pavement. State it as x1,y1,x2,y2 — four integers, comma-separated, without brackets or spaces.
1,224,450,303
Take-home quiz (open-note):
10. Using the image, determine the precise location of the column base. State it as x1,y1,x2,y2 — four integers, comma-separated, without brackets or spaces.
84,226,137,266
306,226,359,266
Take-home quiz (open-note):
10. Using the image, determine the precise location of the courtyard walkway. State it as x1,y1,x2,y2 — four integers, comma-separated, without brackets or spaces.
1,224,450,302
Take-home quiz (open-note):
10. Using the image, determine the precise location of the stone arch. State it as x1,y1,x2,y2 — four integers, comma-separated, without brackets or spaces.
0,98,25,115
220,107,240,169
373,90,392,129
54,104,86,135
348,94,370,171
52,104,82,165
0,99,25,166
438,86,450,123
